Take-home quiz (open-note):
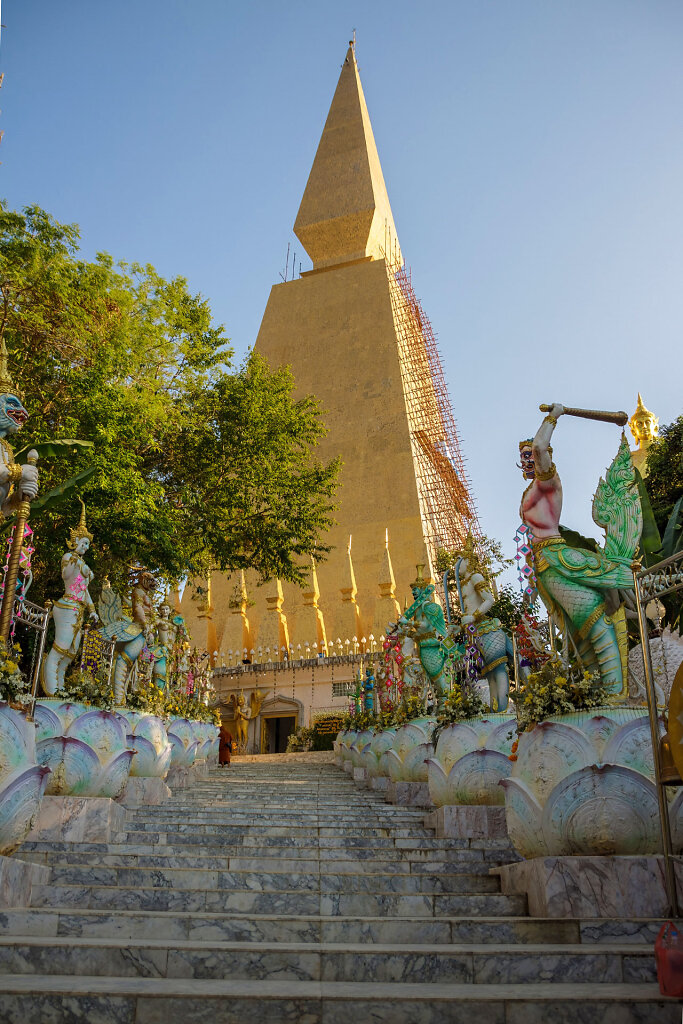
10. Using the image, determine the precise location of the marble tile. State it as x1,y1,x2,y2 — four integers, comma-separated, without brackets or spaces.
321,951,473,984
167,947,320,981
0,909,59,936
321,919,450,944
580,919,665,944
320,893,433,917
499,856,683,919
426,805,508,841
504,1001,680,1024
0,856,50,909
116,778,171,809
321,998,504,1024
187,916,321,943
0,942,168,978
28,797,127,844
205,890,319,915
0,993,135,1024
622,955,658,983
56,911,189,941
386,782,433,808
136,995,322,1024
473,951,622,984
433,893,527,917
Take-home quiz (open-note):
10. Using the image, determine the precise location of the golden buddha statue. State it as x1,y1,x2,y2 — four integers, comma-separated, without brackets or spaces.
629,393,659,477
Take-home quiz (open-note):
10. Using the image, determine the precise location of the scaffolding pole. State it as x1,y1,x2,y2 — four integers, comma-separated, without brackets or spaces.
384,254,481,570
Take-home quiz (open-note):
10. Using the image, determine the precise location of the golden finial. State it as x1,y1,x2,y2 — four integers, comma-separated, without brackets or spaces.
0,338,17,396
629,393,659,449
67,498,93,549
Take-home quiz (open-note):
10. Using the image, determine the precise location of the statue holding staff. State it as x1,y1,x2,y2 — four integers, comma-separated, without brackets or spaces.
519,402,641,692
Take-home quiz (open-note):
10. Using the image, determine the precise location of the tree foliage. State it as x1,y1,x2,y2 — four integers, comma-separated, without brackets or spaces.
645,415,683,535
0,201,340,604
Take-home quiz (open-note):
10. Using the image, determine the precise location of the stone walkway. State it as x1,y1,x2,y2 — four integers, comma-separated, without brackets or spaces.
0,755,678,1022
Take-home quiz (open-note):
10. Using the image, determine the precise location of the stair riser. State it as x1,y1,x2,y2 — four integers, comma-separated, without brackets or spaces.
0,944,656,984
41,867,501,894
20,854,495,876
0,991,676,1024
32,886,526,917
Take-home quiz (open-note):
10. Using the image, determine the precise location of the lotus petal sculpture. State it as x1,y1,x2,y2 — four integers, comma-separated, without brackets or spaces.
426,714,515,807
0,703,50,854
167,717,200,768
35,701,135,799
502,708,669,858
376,718,436,783
119,711,172,779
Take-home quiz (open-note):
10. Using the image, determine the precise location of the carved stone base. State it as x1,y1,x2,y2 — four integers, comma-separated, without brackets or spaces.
343,760,353,774
116,777,172,808
27,796,126,844
370,776,389,793
386,781,433,808
0,855,50,909
497,855,683,918
353,767,369,786
165,762,208,791
425,804,508,840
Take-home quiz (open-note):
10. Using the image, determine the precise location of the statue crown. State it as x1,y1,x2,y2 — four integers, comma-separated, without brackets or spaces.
0,339,22,400
68,499,93,549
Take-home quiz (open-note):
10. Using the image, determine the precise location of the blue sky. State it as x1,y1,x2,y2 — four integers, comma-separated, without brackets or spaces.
2,1,682,580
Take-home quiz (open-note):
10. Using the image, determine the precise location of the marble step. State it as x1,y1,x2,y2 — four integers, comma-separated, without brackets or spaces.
37,864,503,894
19,850,497,876
0,935,657,984
0,908,667,945
120,822,435,837
30,883,527,917
0,975,676,1024
108,831,485,850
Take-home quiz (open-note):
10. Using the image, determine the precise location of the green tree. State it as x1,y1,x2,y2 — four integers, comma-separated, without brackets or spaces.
0,201,340,604
645,415,683,535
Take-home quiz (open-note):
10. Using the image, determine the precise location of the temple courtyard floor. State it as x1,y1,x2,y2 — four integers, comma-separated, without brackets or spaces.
0,752,679,1022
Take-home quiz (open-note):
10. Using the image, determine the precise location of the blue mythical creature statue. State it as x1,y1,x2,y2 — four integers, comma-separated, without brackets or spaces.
363,667,375,712
98,571,157,704
0,341,39,514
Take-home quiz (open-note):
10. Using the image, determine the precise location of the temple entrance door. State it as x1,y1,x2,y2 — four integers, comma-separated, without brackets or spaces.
261,715,297,754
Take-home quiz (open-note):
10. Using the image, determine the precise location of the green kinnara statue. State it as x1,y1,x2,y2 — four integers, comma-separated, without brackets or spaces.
520,402,641,694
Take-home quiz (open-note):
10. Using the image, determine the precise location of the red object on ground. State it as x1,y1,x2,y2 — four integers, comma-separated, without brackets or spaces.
655,921,683,997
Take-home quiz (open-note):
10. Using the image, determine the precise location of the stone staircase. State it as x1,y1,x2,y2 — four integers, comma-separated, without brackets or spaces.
1,756,678,1022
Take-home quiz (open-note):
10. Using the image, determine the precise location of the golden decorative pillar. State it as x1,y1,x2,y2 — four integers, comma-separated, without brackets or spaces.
297,556,328,653
195,572,218,664
629,393,659,477
219,572,252,665
336,536,363,647
258,578,290,660
372,529,401,638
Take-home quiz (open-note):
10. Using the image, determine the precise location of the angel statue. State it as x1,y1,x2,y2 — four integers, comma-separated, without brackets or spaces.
520,402,641,693
446,534,520,713
42,501,96,695
151,600,174,690
229,690,266,752
98,570,157,704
